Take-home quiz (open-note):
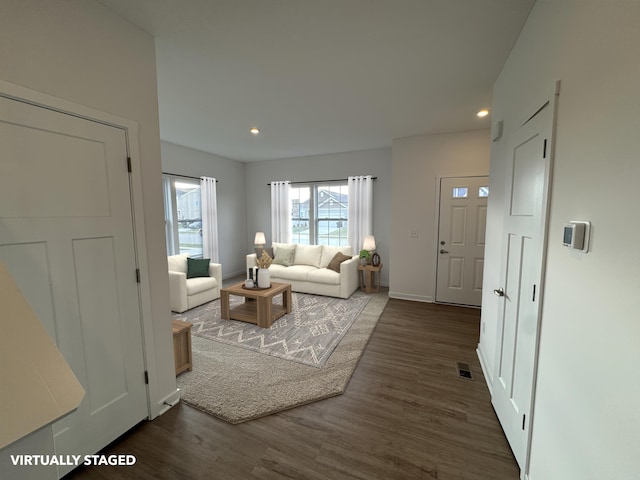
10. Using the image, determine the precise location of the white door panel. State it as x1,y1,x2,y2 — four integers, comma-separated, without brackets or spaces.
473,258,484,291
0,96,148,477
476,205,487,246
436,176,488,306
450,206,467,244
492,97,555,470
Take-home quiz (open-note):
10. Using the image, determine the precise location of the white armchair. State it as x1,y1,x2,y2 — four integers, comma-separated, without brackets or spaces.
167,254,222,313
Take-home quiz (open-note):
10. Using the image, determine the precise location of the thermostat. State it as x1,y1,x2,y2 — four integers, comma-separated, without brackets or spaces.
562,221,590,252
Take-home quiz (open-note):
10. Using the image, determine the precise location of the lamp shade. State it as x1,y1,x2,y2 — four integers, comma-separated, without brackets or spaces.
254,232,266,245
362,235,376,251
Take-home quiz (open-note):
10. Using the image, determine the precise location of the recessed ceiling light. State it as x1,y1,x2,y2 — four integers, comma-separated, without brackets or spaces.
477,109,490,118
249,127,260,135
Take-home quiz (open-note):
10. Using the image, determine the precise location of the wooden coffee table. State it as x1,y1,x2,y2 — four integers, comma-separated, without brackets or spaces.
220,281,292,328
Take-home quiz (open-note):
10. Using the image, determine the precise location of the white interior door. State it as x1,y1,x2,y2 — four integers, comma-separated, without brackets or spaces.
491,98,555,470
436,176,488,306
0,95,148,477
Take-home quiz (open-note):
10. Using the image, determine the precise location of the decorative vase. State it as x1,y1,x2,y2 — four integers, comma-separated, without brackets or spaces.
257,268,270,288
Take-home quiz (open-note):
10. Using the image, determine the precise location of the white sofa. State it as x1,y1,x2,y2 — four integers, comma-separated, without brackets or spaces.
168,254,222,313
246,243,359,299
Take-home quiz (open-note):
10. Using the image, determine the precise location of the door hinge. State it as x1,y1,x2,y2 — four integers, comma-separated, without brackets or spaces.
127,157,132,172
522,414,526,430
144,371,149,385
543,139,547,158
532,284,536,302
136,268,141,283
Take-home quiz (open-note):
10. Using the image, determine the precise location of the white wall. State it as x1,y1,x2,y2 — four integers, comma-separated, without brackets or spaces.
245,148,392,286
161,141,248,278
480,1,640,478
389,130,490,302
0,0,176,471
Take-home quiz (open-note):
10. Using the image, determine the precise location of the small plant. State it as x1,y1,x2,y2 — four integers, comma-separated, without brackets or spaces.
359,249,371,264
256,250,273,269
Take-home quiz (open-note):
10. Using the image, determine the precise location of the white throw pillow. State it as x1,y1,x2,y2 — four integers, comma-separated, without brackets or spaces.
272,242,295,256
294,244,323,267
167,254,189,274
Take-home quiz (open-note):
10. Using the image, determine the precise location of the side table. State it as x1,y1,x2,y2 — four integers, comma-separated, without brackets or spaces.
357,264,383,294
172,319,192,375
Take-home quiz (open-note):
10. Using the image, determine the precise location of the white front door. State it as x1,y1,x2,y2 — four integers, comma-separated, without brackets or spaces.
491,96,556,470
0,95,148,476
436,176,488,306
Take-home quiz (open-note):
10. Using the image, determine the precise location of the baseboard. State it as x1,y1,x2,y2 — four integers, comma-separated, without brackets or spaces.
476,345,493,396
154,388,181,418
388,291,433,303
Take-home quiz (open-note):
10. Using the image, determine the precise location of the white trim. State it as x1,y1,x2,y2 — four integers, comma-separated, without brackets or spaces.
388,291,433,303
157,390,181,417
476,345,493,395
0,78,174,420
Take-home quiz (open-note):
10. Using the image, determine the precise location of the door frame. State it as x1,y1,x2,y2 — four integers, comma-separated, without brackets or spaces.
0,79,171,420
433,172,489,307
493,80,561,477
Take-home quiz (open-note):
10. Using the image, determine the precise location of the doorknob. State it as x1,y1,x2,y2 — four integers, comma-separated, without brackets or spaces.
493,288,505,297
439,249,449,254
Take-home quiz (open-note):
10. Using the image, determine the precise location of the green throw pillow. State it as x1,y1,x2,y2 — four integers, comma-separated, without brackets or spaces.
273,245,296,266
187,257,210,278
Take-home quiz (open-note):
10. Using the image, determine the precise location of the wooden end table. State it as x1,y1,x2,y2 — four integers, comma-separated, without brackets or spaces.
358,264,383,294
172,319,192,375
220,281,292,328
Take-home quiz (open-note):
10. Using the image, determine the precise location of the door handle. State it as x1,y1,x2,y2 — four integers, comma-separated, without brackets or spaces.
439,249,449,254
493,288,505,297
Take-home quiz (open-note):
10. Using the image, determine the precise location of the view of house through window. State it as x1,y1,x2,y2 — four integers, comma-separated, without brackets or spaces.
163,176,203,257
291,183,348,246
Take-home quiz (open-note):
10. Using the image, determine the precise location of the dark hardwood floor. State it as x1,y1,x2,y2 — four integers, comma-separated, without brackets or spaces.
66,296,518,480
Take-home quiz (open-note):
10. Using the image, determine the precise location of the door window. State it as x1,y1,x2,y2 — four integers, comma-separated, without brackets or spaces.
452,187,468,198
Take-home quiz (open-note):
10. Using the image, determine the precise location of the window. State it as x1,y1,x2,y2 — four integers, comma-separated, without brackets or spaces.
291,186,311,244
163,176,203,257
452,187,468,198
290,183,349,246
479,186,489,197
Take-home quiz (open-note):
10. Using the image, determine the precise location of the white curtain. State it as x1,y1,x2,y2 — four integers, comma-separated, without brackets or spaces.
200,177,219,262
162,176,178,255
271,181,291,243
348,175,373,252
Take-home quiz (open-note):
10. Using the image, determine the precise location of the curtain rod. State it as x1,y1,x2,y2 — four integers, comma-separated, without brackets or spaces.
163,172,218,182
267,177,377,186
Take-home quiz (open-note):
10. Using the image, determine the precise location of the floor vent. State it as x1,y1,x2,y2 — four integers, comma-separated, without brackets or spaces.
457,362,473,380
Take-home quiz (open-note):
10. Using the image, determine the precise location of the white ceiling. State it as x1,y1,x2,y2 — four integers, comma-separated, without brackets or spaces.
98,0,535,162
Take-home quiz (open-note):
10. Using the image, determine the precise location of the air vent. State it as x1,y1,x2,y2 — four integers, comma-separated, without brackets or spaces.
457,362,473,380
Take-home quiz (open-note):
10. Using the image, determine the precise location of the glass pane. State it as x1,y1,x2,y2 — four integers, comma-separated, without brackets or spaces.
479,186,489,197
175,180,203,257
317,183,348,246
291,186,311,245
452,187,468,198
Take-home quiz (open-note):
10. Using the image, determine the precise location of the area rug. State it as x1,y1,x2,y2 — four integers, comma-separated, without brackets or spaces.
175,292,388,424
173,292,370,368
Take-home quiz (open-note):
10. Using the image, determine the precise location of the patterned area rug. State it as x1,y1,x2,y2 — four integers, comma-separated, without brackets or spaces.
172,292,370,367
175,291,388,424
